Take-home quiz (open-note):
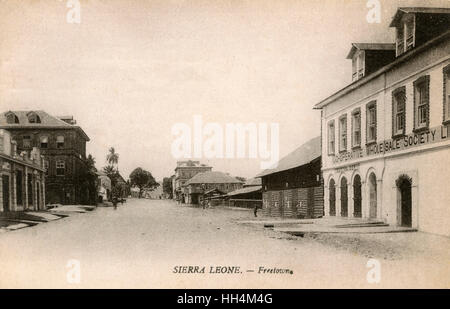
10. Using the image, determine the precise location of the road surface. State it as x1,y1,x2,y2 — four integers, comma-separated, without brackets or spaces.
0,198,448,288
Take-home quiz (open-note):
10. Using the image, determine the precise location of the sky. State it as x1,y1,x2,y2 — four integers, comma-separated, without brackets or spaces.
0,0,448,181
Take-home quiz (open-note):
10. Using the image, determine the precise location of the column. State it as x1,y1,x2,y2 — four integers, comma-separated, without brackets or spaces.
11,169,16,211
0,172,3,212
376,179,383,220
324,185,329,217
33,174,37,211
336,185,341,217
361,180,367,218
42,177,46,209
411,183,419,229
348,182,354,218
24,167,28,210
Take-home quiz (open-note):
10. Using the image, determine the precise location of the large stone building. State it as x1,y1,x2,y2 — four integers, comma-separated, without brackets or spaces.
0,129,46,212
184,171,243,205
258,137,323,218
173,160,212,203
0,111,91,205
314,7,450,236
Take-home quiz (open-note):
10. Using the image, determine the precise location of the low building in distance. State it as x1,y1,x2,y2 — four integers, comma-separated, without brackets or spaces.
184,171,243,205
257,136,323,218
0,110,91,205
173,160,212,203
224,178,262,209
0,129,46,212
314,7,450,236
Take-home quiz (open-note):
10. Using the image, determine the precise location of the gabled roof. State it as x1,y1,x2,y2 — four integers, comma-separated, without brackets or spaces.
0,110,90,141
390,7,450,27
346,43,395,59
257,136,321,178
185,171,243,185
227,185,262,197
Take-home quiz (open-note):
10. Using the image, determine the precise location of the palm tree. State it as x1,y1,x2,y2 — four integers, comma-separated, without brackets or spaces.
106,147,119,170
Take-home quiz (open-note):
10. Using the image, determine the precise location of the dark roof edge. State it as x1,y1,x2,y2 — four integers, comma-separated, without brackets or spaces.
256,155,321,178
0,125,90,141
314,30,450,110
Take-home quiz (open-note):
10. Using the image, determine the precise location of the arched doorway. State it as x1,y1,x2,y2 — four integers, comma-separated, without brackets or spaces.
329,179,336,216
340,177,348,217
353,175,362,217
397,176,412,227
368,173,377,219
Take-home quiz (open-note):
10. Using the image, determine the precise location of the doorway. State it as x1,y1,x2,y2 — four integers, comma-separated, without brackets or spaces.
329,179,336,216
353,175,362,217
398,177,412,227
2,175,10,212
340,177,348,217
368,173,377,219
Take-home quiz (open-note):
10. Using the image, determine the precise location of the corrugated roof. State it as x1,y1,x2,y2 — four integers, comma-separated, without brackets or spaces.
390,7,450,27
346,43,395,59
227,186,262,196
185,171,243,185
256,136,321,177
0,110,90,141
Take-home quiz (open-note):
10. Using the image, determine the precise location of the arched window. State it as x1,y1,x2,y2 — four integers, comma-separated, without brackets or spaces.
6,113,19,124
27,112,41,124
56,135,65,149
40,136,49,148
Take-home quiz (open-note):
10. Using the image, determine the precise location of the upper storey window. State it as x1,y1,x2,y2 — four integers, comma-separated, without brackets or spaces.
395,14,415,56
351,51,365,82
56,135,65,149
6,112,19,124
366,101,377,144
27,112,41,124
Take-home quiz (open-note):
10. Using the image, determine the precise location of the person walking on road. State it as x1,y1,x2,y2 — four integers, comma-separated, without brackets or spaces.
254,204,258,217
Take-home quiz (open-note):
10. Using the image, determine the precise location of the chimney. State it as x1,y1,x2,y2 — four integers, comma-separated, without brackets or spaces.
58,115,77,125
11,140,17,157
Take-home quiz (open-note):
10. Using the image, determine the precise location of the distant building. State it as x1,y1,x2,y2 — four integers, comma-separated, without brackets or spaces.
257,137,323,218
0,111,91,205
314,7,450,236
184,171,243,205
0,129,46,212
173,160,212,203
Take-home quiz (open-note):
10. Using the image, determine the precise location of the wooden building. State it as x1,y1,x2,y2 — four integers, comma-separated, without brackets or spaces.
257,137,323,218
185,171,243,205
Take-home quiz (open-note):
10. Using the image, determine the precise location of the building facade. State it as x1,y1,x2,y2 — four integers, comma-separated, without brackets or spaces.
258,137,323,218
185,171,243,205
0,129,46,212
173,160,212,203
0,111,91,205
315,8,450,236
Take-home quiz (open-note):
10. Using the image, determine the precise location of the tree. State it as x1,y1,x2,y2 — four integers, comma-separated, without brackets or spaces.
129,168,159,198
106,147,119,170
236,176,246,183
79,154,98,205
163,177,174,199
103,165,119,186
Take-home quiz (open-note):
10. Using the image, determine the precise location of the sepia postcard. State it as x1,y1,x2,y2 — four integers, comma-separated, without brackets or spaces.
0,0,449,294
